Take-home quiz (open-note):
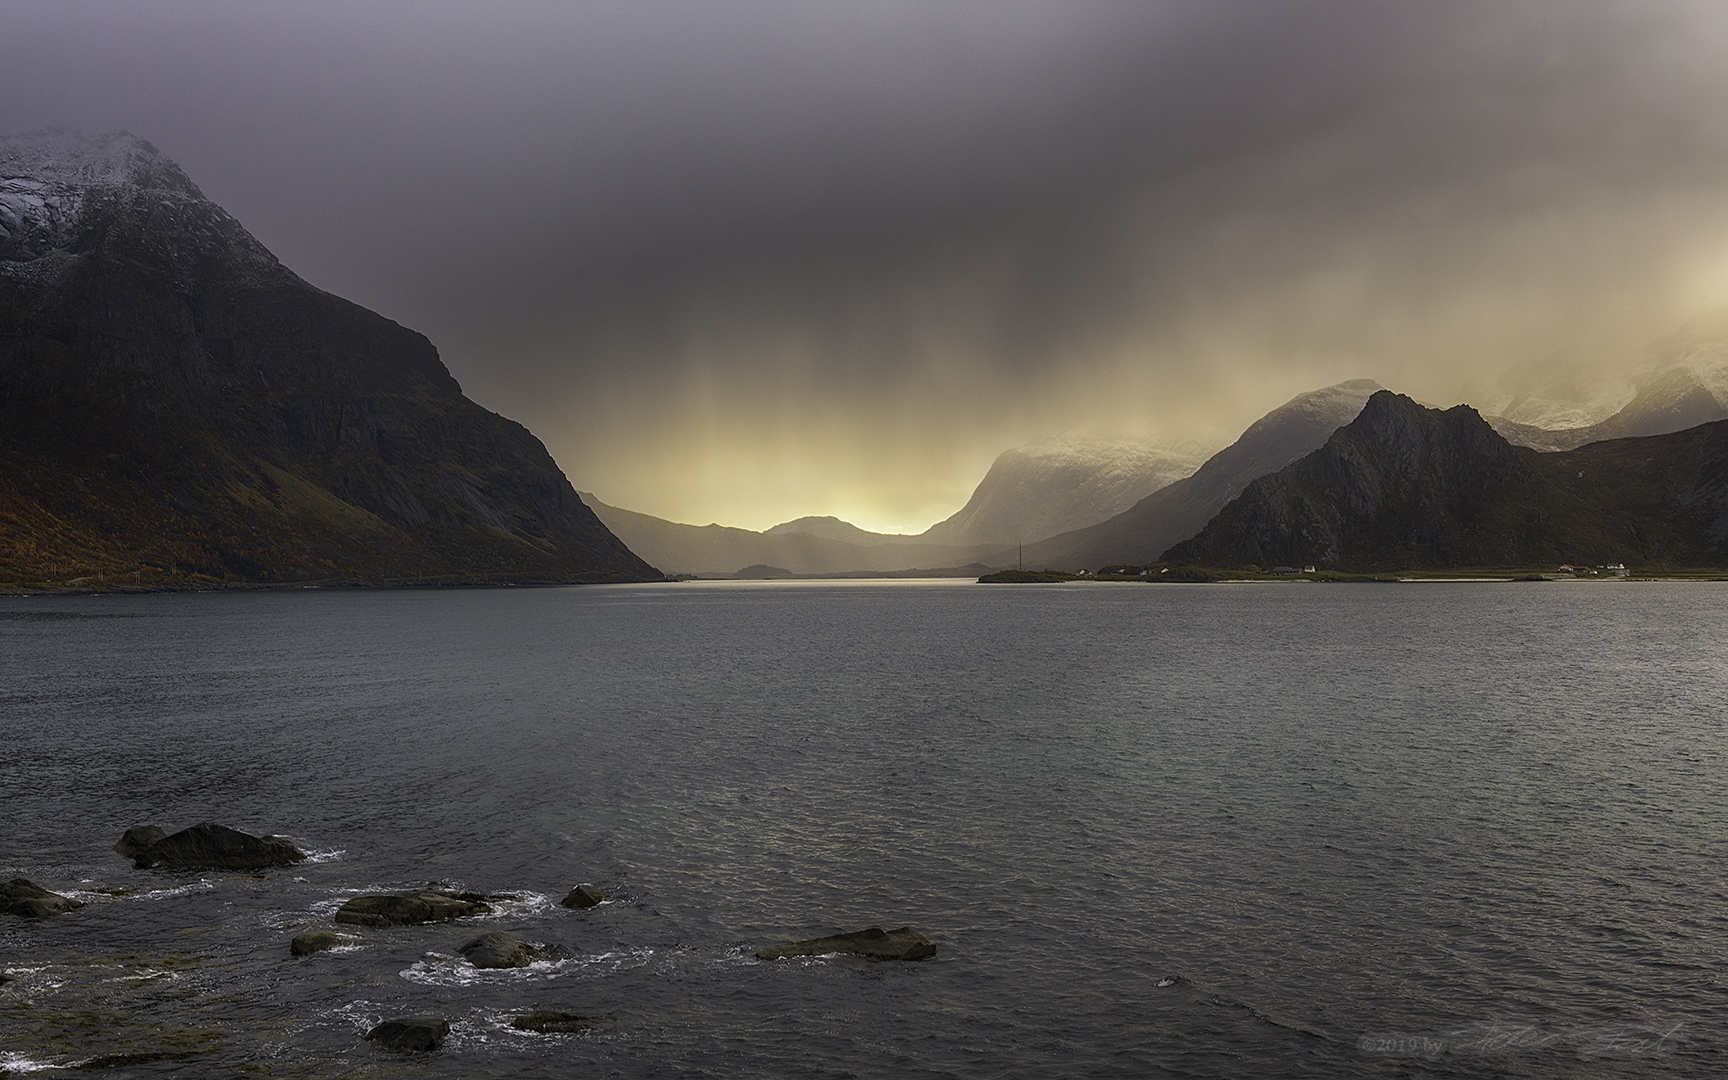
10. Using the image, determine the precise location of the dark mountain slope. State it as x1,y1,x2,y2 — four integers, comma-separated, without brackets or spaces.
1164,390,1728,570
0,129,657,585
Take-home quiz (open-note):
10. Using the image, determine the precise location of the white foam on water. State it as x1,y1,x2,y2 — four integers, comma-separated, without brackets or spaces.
397,945,657,987
100,969,177,985
474,889,556,918
135,880,216,901
0,1052,68,1073
326,998,385,1036
300,848,347,864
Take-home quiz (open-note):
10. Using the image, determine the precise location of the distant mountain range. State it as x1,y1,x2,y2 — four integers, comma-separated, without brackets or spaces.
1011,380,1386,570
585,432,1206,575
0,129,658,586
595,364,1728,576
14,132,1728,585
579,494,1006,576
1166,390,1728,570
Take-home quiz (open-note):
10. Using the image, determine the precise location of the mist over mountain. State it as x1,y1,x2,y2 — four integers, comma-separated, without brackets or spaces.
1013,380,1384,570
0,128,657,585
1488,318,1728,452
914,435,1205,548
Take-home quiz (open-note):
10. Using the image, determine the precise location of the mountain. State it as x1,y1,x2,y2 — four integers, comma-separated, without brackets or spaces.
0,128,658,586
1164,390,1728,570
915,434,1205,548
762,515,926,546
580,494,1006,575
1014,379,1384,569
1489,317,1728,452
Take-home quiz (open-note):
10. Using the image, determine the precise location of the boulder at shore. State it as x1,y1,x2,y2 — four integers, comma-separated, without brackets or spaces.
2,879,84,918
116,823,305,870
560,885,608,909
365,1017,449,1053
511,1010,597,1033
458,930,540,969
289,931,356,956
755,926,937,961
334,891,491,927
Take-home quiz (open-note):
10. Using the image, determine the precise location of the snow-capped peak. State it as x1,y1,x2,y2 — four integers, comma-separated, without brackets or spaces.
1,127,269,277
0,128,182,191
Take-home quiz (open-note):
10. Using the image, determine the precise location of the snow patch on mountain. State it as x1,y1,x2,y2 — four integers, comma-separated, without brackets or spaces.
0,127,275,282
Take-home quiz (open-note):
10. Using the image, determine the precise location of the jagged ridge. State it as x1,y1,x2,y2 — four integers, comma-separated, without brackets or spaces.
1165,390,1728,570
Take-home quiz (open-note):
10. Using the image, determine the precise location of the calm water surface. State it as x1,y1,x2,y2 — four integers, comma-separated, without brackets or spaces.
2,580,1724,1077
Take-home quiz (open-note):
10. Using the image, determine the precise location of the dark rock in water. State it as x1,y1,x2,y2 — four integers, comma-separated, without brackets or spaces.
560,885,607,909
121,822,305,870
365,1016,449,1053
1,879,84,918
289,931,355,956
458,930,539,969
446,890,519,903
112,826,169,860
510,1010,597,1033
755,926,937,961
333,891,491,927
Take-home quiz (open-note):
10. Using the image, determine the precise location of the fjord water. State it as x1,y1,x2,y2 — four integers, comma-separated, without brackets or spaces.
2,581,1722,1078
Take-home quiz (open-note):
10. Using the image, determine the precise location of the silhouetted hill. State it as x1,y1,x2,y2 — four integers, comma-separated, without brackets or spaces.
1164,390,1728,570
0,129,658,586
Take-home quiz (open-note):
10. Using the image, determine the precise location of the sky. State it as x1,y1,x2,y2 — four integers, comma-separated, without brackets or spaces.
7,1,1728,532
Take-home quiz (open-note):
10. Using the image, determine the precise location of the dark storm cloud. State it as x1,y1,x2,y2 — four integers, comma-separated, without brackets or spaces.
6,1,1728,529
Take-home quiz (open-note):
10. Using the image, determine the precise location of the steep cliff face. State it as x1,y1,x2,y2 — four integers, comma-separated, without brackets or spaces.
1164,390,1728,570
0,129,658,585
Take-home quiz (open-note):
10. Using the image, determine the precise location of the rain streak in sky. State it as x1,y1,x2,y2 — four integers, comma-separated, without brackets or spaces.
7,0,1728,531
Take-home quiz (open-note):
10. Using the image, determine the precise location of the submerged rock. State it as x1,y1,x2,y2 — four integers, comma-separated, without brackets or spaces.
289,931,356,956
458,930,539,969
755,926,937,962
1,879,84,918
365,1016,449,1053
333,891,491,927
117,823,305,870
511,1009,597,1033
559,885,607,909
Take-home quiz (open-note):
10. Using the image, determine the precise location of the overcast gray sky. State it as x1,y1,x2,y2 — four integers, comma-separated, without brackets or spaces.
7,1,1728,530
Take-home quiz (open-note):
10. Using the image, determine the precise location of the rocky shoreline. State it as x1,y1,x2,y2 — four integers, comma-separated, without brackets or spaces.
2,821,938,1057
